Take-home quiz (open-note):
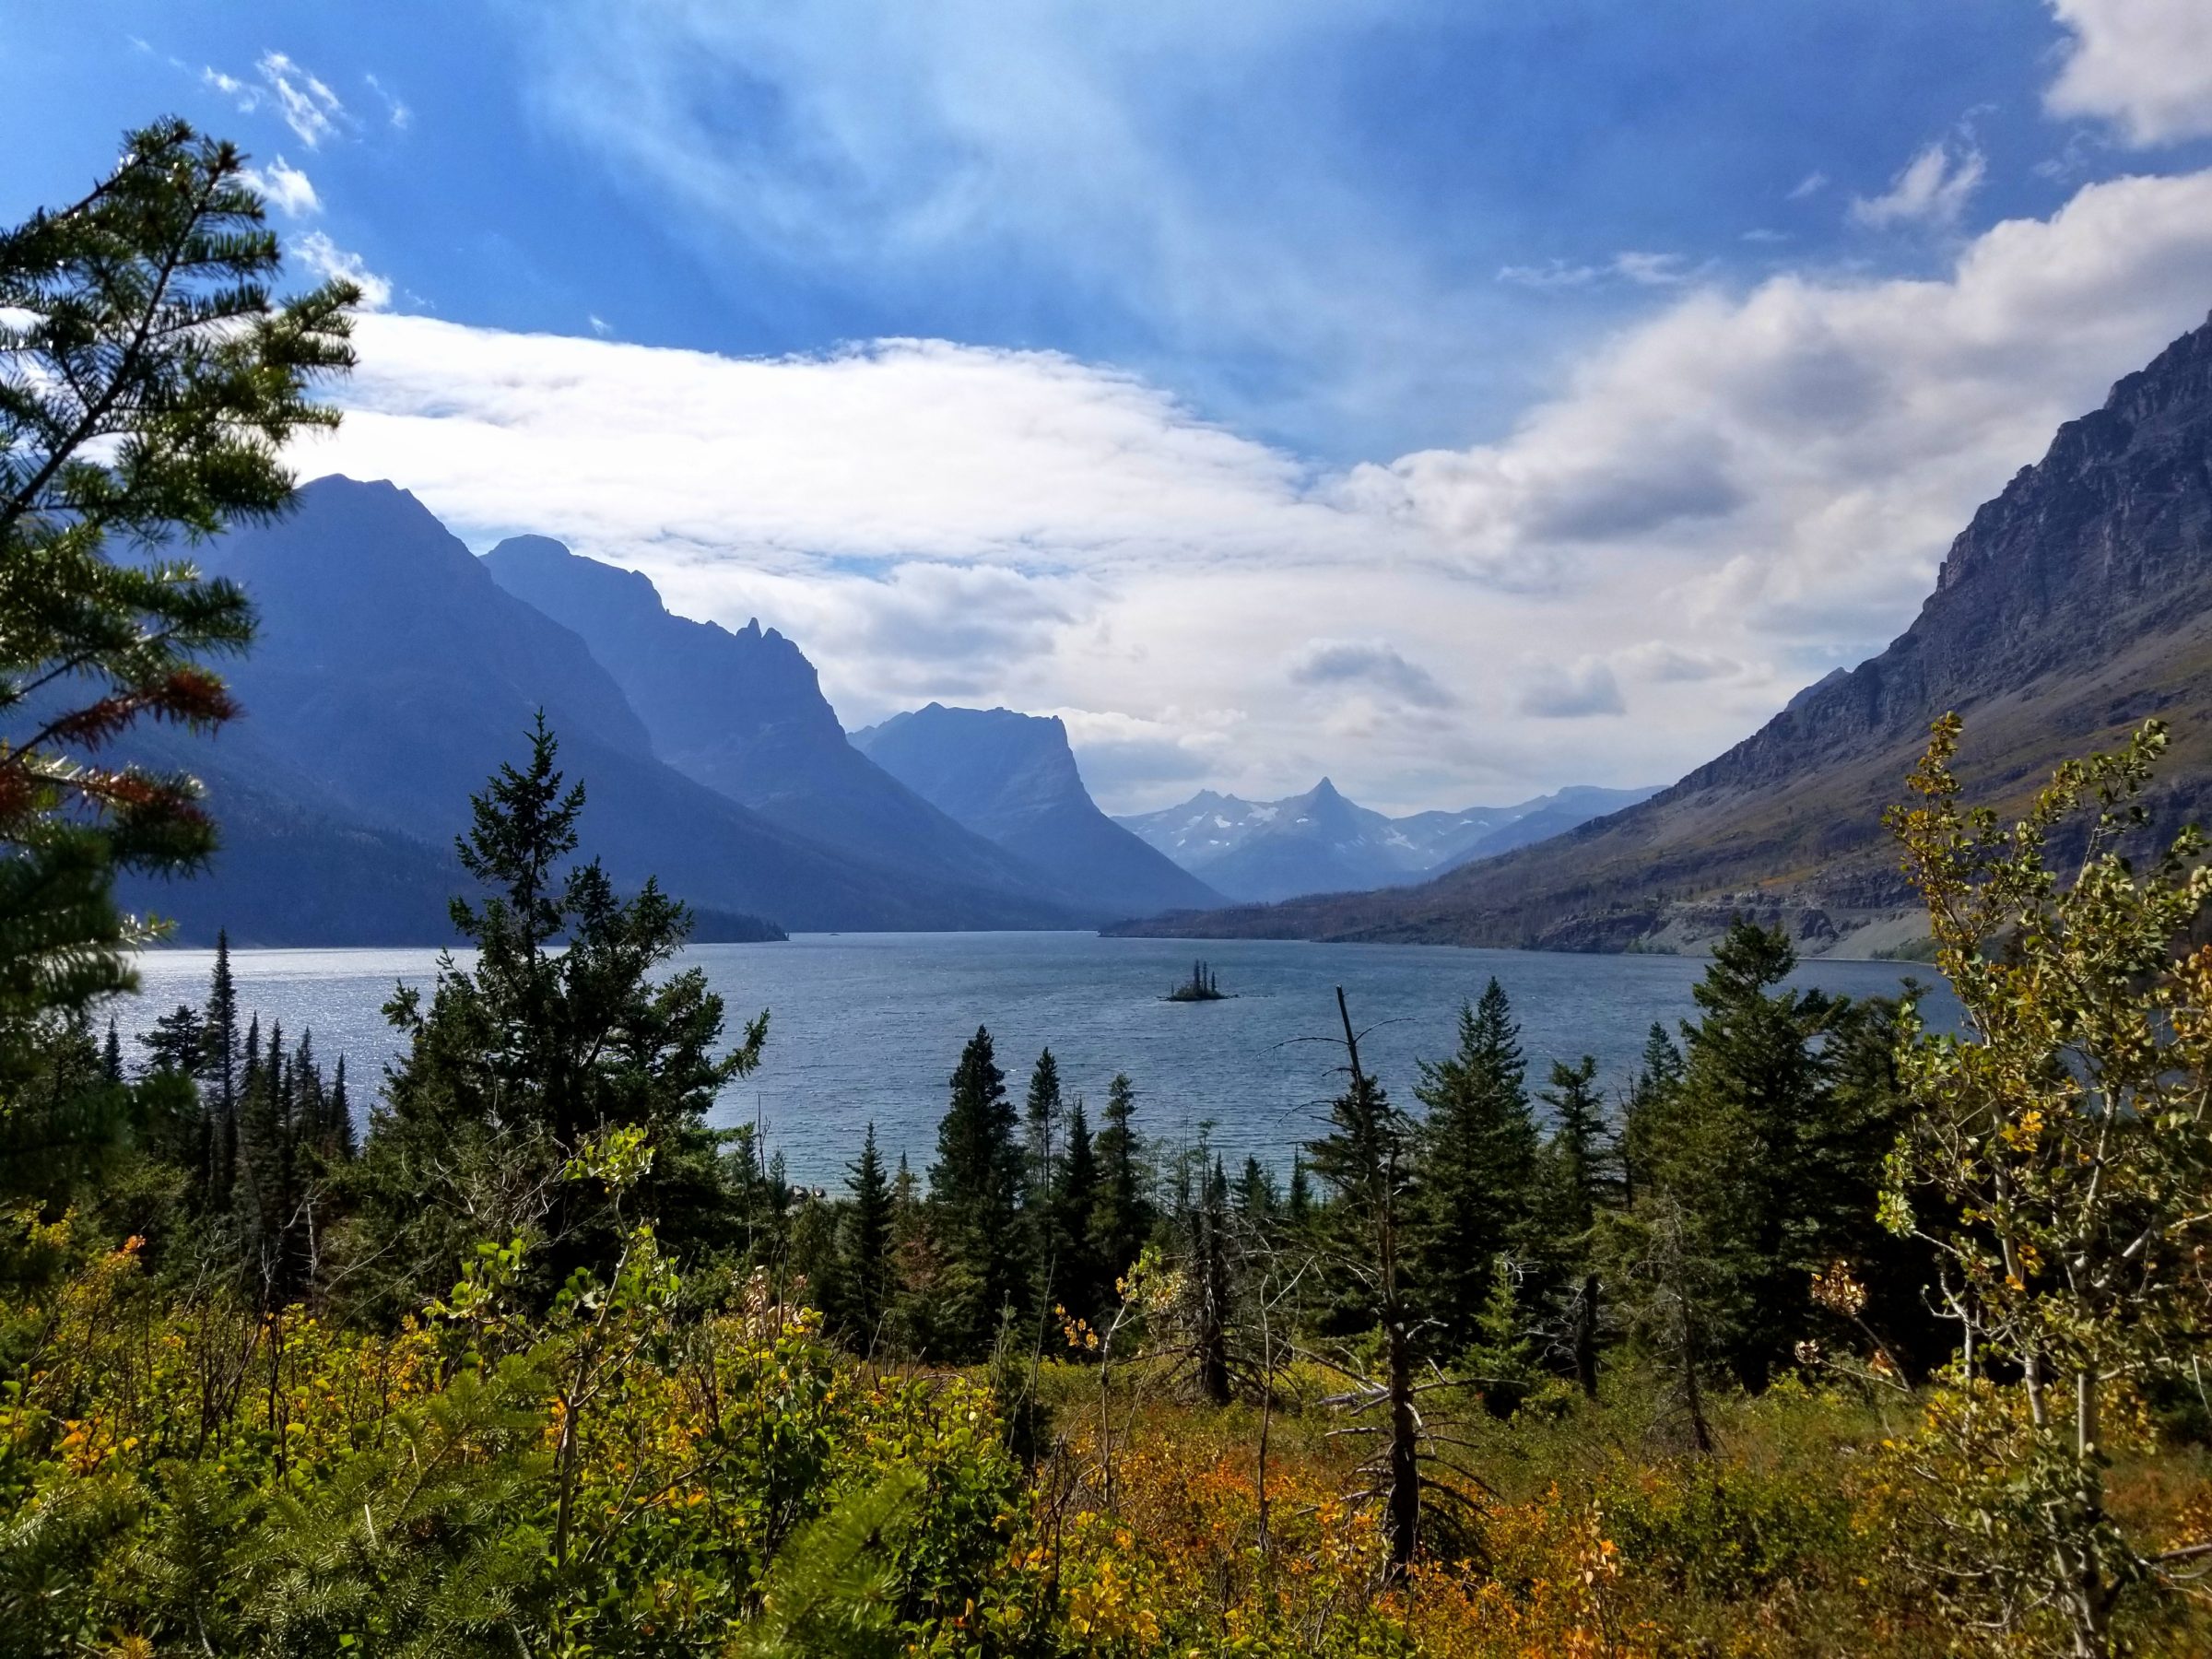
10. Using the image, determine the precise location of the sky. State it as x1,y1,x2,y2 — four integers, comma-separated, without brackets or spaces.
6,2,2212,814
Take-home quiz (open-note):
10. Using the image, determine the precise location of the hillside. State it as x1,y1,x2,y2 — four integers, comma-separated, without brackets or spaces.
1113,312,2212,954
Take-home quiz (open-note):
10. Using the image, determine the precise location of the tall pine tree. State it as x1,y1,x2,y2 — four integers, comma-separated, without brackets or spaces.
928,1026,1023,1357
1412,980,1541,1355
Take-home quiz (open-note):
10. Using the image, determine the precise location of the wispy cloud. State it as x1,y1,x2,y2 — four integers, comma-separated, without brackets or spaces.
1497,251,1695,291
1785,171,1828,201
292,232,391,309
241,156,320,218
362,73,412,132
206,52,353,148
1850,140,1986,229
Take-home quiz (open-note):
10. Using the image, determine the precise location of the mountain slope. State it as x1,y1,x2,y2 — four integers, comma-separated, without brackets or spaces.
479,537,1080,924
192,477,1075,935
1112,313,2212,953
850,705,1225,920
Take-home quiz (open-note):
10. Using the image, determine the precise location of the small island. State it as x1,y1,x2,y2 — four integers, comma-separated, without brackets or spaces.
1164,959,1232,1002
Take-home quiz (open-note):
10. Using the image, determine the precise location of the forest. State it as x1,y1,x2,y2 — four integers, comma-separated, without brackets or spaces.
5,122,2212,1659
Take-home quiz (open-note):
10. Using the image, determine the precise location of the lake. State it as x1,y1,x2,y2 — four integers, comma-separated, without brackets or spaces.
118,933,1960,1183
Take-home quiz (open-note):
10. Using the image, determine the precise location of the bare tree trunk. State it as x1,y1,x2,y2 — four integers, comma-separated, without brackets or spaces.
1574,1273,1601,1400
1338,986,1420,1575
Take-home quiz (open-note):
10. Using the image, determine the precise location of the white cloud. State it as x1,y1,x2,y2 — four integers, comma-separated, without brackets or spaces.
288,167,2212,809
1518,658,1625,720
291,233,392,310
1850,141,1987,229
256,52,347,148
1288,640,1457,710
203,66,259,112
588,314,614,337
1786,171,1828,201
363,73,413,132
241,157,320,218
2046,0,2212,145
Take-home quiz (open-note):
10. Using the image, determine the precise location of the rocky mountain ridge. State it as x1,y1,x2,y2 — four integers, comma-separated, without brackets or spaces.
1117,780,1658,902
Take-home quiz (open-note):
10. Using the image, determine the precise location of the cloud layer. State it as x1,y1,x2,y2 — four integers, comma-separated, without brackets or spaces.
2046,0,2212,145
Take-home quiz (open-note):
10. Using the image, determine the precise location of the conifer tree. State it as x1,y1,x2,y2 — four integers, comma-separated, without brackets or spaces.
1625,921,1862,1386
1056,1096,1101,1320
1022,1048,1066,1315
0,122,357,1023
1088,1073,1154,1306
928,1026,1023,1356
841,1122,895,1346
1618,1021,1684,1202
1532,1054,1614,1395
1285,1154,1313,1230
1412,981,1541,1354
328,1055,356,1162
349,718,765,1314
139,1003,206,1078
1236,1155,1279,1228
202,930,240,1114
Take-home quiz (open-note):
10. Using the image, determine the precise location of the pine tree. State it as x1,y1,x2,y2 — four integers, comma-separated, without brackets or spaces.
1619,1021,1684,1203
1629,921,1853,1387
1532,1054,1614,1396
100,1018,123,1086
203,929,241,1118
1412,981,1541,1354
0,121,357,1024
328,1055,356,1162
1056,1097,1101,1321
1088,1073,1154,1307
1236,1155,1278,1228
1286,1154,1313,1230
1535,1055,1613,1239
1022,1049,1066,1316
841,1122,895,1347
139,1003,206,1077
349,718,766,1316
928,1026,1023,1357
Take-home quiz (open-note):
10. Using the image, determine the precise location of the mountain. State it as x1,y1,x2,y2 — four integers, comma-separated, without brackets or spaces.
161,476,1083,937
1109,314,2212,955
849,705,1225,920
1118,781,1659,902
479,537,1082,924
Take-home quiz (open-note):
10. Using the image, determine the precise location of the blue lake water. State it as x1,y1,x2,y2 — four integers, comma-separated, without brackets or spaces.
117,933,1960,1184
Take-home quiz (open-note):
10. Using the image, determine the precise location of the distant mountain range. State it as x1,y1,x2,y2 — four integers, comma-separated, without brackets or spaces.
850,705,1225,920
1116,780,1657,902
1112,312,2212,956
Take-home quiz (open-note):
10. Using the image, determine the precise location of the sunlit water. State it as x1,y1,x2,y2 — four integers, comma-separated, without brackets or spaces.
117,933,1960,1183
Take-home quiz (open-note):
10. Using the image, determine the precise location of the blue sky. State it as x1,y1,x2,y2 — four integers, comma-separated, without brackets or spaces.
6,2,2212,810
